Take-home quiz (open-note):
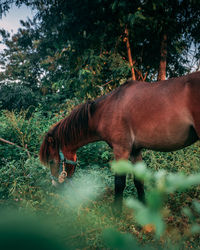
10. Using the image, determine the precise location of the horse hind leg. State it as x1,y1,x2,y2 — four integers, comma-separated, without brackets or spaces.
193,121,200,140
130,149,145,203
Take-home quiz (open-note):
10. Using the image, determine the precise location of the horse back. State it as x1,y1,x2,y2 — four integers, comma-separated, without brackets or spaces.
94,72,200,151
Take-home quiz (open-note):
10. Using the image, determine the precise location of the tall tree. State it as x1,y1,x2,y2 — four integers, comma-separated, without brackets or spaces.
0,0,199,109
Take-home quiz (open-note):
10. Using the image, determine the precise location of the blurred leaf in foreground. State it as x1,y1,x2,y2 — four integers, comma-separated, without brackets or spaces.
0,210,68,250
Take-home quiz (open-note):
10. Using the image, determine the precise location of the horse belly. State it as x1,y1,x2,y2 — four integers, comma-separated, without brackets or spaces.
134,120,198,152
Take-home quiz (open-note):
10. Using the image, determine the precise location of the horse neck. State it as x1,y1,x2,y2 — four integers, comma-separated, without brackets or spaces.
62,131,100,153
68,95,112,152
61,116,101,152
72,132,100,151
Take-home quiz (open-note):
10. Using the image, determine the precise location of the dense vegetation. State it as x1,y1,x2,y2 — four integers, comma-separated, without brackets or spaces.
1,108,200,249
0,0,200,249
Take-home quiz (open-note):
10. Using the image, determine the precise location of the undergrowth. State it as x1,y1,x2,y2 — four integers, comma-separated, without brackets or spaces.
0,108,200,249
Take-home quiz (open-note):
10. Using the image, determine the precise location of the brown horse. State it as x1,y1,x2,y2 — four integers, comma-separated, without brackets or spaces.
40,71,200,210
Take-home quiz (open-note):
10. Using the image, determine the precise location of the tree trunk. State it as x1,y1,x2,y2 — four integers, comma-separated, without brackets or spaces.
124,27,136,80
157,33,167,81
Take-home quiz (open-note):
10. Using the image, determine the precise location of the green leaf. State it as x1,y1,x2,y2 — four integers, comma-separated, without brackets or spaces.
111,1,118,11
126,198,165,237
146,190,164,211
111,160,135,175
191,224,200,234
132,162,152,181
182,208,193,219
166,173,200,193
154,170,167,192
126,197,145,211
193,200,200,213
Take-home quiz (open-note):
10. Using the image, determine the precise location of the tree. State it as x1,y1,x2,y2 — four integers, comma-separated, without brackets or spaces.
0,21,42,92
142,0,200,80
0,0,199,109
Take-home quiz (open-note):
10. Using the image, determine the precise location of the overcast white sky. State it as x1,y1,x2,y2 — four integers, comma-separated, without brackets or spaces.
0,4,35,51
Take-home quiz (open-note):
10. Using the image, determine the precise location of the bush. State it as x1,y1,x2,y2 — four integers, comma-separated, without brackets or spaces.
0,84,38,111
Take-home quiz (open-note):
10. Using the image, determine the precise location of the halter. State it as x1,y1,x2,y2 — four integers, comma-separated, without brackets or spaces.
51,150,77,184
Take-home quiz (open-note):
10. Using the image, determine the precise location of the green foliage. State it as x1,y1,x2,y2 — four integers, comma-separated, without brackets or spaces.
0,158,51,200
0,109,61,164
0,84,38,111
78,141,112,167
111,160,200,238
0,107,200,248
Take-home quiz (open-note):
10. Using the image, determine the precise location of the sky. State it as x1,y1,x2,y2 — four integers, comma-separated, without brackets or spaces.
0,4,35,51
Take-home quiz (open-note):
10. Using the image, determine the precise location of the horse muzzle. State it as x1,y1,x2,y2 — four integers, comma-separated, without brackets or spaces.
51,170,68,187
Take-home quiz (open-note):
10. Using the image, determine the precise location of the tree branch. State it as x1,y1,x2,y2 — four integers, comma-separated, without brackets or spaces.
0,137,31,158
157,33,167,81
124,27,136,80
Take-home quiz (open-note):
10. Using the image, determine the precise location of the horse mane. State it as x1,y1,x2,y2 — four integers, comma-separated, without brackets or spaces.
39,122,60,165
39,101,96,164
58,101,96,146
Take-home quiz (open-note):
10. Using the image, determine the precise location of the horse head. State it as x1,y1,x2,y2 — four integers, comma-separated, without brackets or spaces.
40,132,77,186
40,101,96,186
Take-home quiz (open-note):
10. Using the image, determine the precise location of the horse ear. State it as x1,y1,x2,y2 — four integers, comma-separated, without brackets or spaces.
47,135,54,144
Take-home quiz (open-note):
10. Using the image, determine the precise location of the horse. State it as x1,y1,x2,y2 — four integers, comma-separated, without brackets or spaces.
40,71,200,211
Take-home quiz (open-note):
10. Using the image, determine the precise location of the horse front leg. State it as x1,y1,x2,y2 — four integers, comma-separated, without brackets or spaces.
113,145,130,214
114,175,126,213
130,149,145,203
